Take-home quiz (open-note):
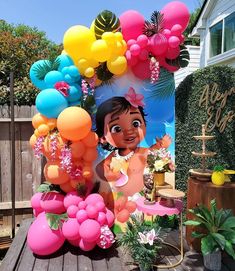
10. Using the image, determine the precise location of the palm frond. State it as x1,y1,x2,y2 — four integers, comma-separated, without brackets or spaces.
143,11,164,37
96,62,114,82
165,45,190,68
33,58,60,80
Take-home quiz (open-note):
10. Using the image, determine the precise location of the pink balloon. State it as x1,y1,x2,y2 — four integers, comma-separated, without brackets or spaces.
79,219,101,242
132,60,151,80
138,49,149,61
165,47,180,59
85,193,104,205
78,200,87,210
31,192,43,210
171,24,183,36
64,191,83,209
40,192,66,214
127,39,136,49
62,218,80,240
68,237,81,247
95,201,106,212
76,209,88,223
150,33,168,56
162,29,171,39
67,205,79,218
27,213,65,255
130,44,141,56
120,10,145,41
168,36,180,48
161,1,190,32
161,58,179,72
126,50,138,67
105,209,115,228
86,205,98,219
179,34,185,43
137,34,149,48
97,212,107,226
79,239,96,251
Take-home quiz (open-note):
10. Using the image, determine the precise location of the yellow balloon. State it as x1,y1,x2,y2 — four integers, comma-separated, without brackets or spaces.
63,25,96,60
91,40,111,62
84,67,95,78
107,56,127,75
114,32,123,42
77,58,90,74
111,41,123,57
87,58,99,68
102,32,115,46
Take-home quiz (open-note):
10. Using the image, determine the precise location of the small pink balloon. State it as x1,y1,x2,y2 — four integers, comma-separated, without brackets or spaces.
79,219,101,242
95,201,106,212
130,44,141,56
76,209,88,224
120,10,145,41
97,212,107,226
162,29,171,39
62,218,80,240
126,50,138,67
79,239,96,251
171,24,183,36
161,1,190,32
105,209,115,228
64,191,83,209
132,60,151,80
67,205,79,218
150,33,168,56
127,39,136,49
78,200,87,210
85,193,104,205
137,34,149,48
165,46,180,59
86,205,98,219
138,49,149,61
168,36,180,48
68,237,81,247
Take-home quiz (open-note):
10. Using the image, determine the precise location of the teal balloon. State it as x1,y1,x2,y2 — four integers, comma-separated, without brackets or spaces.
67,85,82,102
36,88,68,118
61,67,70,76
68,66,81,80
44,71,64,88
29,60,49,90
64,74,75,84
56,54,74,71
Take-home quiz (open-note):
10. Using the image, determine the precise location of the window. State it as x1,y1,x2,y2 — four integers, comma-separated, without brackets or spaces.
209,12,235,57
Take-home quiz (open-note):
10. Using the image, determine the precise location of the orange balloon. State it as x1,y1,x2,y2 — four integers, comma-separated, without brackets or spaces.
70,141,85,160
83,147,98,162
57,107,92,141
60,181,75,193
34,129,40,137
29,134,37,148
44,160,70,185
82,132,98,147
32,113,48,129
116,209,130,223
47,118,57,130
125,201,137,213
114,196,128,212
37,124,50,136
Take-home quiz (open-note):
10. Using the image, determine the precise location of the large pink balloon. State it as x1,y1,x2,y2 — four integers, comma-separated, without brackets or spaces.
132,60,151,80
62,218,80,240
27,213,65,255
120,10,145,41
161,1,190,32
79,219,101,242
150,33,168,56
40,192,66,214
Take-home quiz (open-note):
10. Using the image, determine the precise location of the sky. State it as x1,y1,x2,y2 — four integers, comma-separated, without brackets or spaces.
0,0,200,44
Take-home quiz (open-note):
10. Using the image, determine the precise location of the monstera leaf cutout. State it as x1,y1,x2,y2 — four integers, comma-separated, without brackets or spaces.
33,58,60,80
94,10,120,39
166,45,190,68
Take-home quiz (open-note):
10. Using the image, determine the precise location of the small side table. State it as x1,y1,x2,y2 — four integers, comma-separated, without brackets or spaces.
136,192,184,269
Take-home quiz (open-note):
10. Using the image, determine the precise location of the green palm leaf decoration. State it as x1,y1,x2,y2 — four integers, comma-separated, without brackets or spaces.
166,45,190,68
143,11,164,37
96,62,113,81
94,10,120,39
33,58,60,80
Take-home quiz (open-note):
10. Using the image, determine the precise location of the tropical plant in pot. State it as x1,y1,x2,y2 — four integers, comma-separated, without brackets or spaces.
118,215,165,271
184,199,235,271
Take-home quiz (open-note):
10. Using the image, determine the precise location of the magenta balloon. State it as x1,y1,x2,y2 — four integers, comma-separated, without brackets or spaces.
76,209,88,223
150,33,168,56
171,24,183,36
79,219,101,242
119,10,145,41
68,238,81,247
67,205,79,218
130,44,141,56
31,192,43,212
137,34,149,48
62,218,80,240
79,239,96,251
127,39,136,49
105,209,115,227
40,192,66,214
161,1,190,32
27,213,65,255
85,193,104,205
180,34,185,43
126,50,138,67
165,46,180,59
161,58,179,72
138,49,149,61
64,191,83,209
132,60,151,80
162,29,171,39
168,36,180,48
97,212,107,226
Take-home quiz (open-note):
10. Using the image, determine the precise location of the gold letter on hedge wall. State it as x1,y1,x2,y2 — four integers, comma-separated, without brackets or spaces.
199,83,235,133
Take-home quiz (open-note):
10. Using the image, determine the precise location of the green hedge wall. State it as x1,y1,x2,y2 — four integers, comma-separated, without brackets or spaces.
175,65,235,192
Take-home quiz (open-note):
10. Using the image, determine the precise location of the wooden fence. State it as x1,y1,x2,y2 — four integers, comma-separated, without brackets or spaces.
0,106,44,234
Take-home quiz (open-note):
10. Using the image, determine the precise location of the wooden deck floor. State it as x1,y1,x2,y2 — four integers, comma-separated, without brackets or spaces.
0,219,234,271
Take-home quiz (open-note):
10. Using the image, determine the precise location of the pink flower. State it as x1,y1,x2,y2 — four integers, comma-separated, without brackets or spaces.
124,87,145,108
54,81,70,97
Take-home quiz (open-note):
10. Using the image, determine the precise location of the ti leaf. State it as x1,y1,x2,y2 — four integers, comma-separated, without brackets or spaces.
225,241,235,260
46,213,68,230
201,234,217,255
165,45,190,68
211,233,226,250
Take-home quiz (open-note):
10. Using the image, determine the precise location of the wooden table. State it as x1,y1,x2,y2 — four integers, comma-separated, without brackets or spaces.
186,177,235,251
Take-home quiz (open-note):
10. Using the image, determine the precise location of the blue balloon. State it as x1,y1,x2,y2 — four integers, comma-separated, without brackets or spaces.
36,89,68,118
64,74,75,84
29,60,49,90
61,67,70,76
67,85,82,102
68,66,81,79
56,54,74,71
44,71,64,88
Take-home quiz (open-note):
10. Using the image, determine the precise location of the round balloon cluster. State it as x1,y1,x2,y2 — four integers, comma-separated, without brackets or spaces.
28,192,115,255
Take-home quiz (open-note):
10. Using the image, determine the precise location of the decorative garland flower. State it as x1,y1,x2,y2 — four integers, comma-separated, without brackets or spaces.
49,133,58,160
150,57,160,84
124,87,145,108
34,136,44,159
60,145,72,174
54,81,70,97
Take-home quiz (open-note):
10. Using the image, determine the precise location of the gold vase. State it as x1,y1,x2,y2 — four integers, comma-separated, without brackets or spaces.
153,172,165,186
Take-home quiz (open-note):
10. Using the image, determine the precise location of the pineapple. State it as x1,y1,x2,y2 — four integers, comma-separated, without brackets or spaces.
211,166,225,186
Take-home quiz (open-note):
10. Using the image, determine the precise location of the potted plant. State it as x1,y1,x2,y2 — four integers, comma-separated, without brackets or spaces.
184,199,235,271
118,215,164,271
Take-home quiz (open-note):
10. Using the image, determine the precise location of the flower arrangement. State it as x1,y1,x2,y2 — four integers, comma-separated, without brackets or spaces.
118,215,165,271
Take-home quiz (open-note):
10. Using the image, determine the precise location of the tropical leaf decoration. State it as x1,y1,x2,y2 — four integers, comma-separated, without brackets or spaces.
33,58,60,80
143,11,164,37
165,45,190,68
96,62,113,81
94,10,120,39
37,182,63,193
46,213,68,230
145,68,175,99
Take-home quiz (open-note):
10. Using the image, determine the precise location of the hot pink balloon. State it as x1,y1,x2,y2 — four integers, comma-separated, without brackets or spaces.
126,50,138,67
179,34,185,43
161,58,179,72
79,239,96,251
127,39,136,49
130,44,141,56
79,219,101,242
95,201,106,212
171,24,183,36
120,10,145,41
150,33,168,56
62,218,80,240
64,191,83,209
105,209,115,228
168,36,180,48
67,205,79,218
85,193,104,205
162,29,171,39
138,49,149,61
165,47,180,59
68,237,81,247
132,60,151,80
31,192,44,216
27,213,65,255
137,34,149,48
161,1,190,32
76,209,88,223
86,205,98,219
40,192,66,214
97,212,107,226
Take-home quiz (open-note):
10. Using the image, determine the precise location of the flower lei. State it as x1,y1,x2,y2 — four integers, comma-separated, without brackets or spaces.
34,136,44,159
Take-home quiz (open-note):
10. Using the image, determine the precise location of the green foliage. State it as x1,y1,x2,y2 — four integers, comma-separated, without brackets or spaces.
46,213,68,230
175,65,235,192
166,45,190,68
144,11,164,37
213,165,225,172
37,182,63,193
184,199,235,258
33,58,60,80
184,7,201,46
